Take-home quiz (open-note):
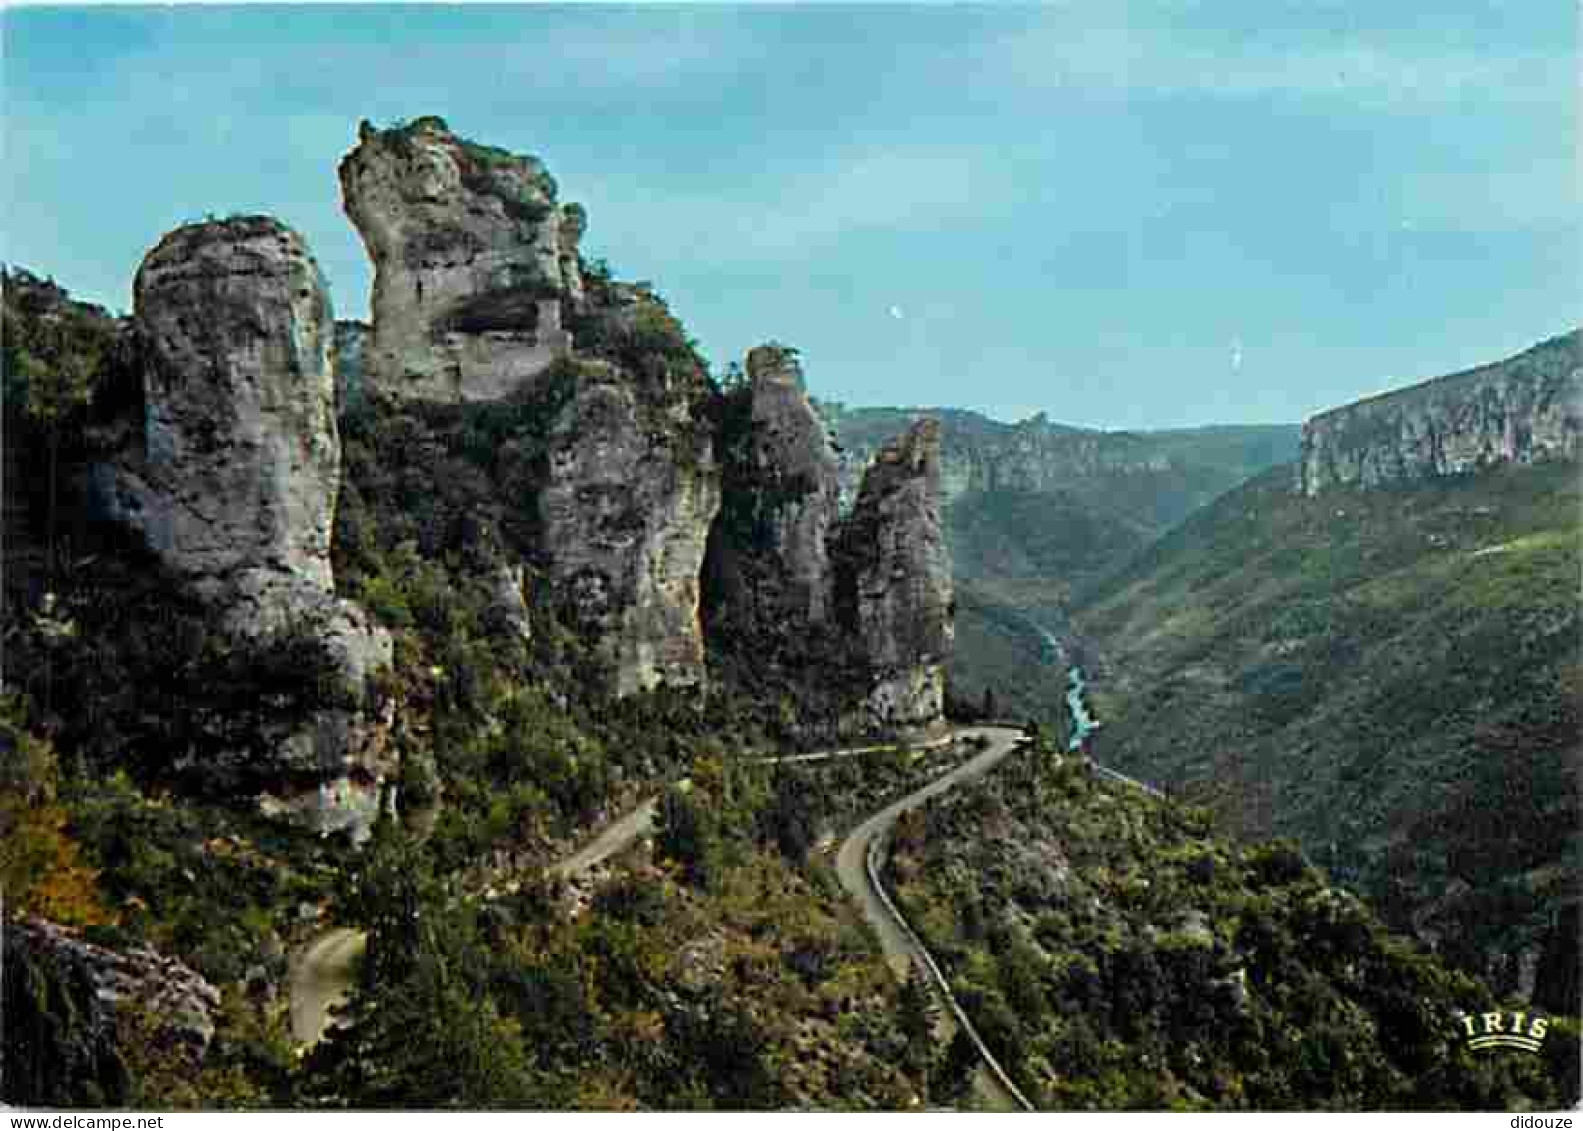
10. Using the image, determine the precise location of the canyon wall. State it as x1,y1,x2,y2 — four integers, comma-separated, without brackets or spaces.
1297,331,1581,496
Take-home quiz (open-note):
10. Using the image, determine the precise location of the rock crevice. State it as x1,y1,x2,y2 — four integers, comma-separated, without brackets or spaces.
539,361,720,694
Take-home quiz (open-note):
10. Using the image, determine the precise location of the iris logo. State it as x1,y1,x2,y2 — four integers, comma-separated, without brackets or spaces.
1460,1009,1549,1053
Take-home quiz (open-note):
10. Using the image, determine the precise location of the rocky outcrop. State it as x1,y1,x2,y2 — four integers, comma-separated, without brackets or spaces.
832,419,954,732
102,215,391,685
339,116,582,402
90,216,392,830
482,561,533,643
741,345,842,625
1,268,128,574
706,344,842,635
828,407,1298,589
337,118,729,695
539,361,720,694
1,916,219,1106
1297,331,1582,496
338,118,731,697
108,216,340,595
703,348,953,735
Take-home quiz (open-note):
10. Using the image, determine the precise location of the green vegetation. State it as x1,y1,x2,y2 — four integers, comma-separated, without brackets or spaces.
888,732,1579,1110
1075,460,1580,1011
297,757,933,1109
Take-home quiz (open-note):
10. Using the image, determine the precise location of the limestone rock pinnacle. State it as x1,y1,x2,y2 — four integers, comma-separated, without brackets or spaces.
833,417,954,732
339,115,583,401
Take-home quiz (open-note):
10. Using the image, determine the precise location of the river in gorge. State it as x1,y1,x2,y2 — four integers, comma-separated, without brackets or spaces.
1064,663,1100,752
1029,624,1100,752
1032,622,1161,794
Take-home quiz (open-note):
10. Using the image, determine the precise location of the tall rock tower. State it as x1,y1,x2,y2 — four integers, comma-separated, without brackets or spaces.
705,344,842,636
341,117,721,693
339,115,584,402
93,215,392,833
833,418,954,733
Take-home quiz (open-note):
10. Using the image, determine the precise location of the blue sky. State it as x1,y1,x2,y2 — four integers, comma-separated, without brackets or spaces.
4,3,1576,428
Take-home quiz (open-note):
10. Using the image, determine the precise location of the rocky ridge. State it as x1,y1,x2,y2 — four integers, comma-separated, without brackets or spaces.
1297,331,1582,496
27,117,953,773
705,344,842,635
332,117,949,719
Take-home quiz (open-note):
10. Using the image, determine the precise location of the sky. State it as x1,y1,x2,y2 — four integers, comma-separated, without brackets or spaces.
3,3,1577,429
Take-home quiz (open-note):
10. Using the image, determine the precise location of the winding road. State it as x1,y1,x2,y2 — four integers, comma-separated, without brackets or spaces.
289,724,1038,1107
288,927,367,1048
287,796,667,1045
833,725,1034,1111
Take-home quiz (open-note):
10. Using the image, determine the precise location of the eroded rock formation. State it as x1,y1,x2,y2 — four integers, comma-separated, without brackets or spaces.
833,418,954,732
1297,331,1582,496
540,361,720,694
706,344,842,636
831,408,1183,510
704,345,954,734
339,116,582,401
740,345,843,626
91,216,391,829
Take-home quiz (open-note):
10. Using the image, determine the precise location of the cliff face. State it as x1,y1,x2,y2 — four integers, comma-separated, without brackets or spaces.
832,409,1175,509
539,361,720,694
1297,331,1582,496
90,217,392,832
832,418,954,732
339,116,582,402
333,117,957,715
2,917,219,1106
829,407,1299,592
111,216,339,596
50,118,955,737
